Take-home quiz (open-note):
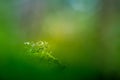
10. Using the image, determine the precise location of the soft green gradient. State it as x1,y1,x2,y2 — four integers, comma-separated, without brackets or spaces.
0,0,120,80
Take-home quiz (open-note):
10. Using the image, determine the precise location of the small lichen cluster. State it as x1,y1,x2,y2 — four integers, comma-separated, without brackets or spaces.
24,41,60,65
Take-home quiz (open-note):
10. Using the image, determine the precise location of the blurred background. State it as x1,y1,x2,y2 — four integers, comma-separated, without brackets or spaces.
0,0,120,80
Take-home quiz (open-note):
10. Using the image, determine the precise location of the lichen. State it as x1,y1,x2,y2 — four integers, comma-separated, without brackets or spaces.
24,41,65,68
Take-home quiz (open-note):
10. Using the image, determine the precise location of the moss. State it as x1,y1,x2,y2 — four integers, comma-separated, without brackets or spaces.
24,41,65,70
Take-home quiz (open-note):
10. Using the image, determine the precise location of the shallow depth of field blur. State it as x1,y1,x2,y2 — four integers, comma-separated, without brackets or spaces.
0,0,120,80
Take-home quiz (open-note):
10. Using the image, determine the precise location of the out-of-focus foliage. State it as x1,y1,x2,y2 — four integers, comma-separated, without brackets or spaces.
0,0,120,80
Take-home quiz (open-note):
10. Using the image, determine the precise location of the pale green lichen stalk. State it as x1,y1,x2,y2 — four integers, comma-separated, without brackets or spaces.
24,41,60,64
